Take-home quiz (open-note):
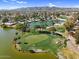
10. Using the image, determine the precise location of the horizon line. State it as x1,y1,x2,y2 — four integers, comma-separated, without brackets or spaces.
1,6,79,10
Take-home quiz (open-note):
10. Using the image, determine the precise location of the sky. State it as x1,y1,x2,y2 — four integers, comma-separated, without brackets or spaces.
0,0,79,9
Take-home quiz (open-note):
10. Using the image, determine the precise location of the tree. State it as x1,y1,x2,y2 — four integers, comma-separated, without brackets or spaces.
64,16,75,31
15,22,27,32
2,18,8,23
15,23,24,30
74,29,79,44
1,24,7,28
14,15,25,22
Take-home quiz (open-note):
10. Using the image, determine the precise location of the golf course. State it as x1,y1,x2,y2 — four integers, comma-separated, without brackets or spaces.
0,28,57,59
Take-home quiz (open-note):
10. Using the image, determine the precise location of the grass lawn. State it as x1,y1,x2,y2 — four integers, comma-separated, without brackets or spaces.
55,25,65,33
18,33,65,55
35,34,65,54
19,34,49,50
23,34,49,45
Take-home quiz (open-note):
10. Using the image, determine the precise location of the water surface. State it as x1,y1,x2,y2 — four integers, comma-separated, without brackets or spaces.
0,28,57,59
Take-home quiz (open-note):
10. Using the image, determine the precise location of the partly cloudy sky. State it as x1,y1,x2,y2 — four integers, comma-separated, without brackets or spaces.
0,0,79,9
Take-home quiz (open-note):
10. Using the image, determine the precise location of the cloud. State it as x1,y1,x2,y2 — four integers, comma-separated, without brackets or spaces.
8,6,21,9
0,5,27,10
16,1,27,4
73,5,79,8
48,3,56,7
11,0,27,4
3,0,8,2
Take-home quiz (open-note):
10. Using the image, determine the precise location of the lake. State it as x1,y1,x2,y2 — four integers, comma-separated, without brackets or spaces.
0,28,57,59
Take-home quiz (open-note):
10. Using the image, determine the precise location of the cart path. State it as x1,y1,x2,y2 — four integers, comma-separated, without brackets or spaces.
66,34,79,54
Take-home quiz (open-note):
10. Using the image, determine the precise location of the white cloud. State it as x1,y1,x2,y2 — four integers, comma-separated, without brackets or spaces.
11,0,27,4
48,3,56,7
8,6,24,9
73,5,79,8
16,1,27,4
3,0,8,2
0,5,27,10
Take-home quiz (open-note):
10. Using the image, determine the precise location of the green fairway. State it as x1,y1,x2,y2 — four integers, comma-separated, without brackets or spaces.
23,34,49,45
19,34,49,50
18,32,65,55
35,34,65,54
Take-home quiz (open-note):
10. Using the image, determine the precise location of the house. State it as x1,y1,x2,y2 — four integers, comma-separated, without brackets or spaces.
54,18,66,26
4,22,14,26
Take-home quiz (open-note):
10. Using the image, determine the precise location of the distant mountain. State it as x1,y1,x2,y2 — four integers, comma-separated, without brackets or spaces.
0,7,79,13
11,7,60,11
11,7,79,12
